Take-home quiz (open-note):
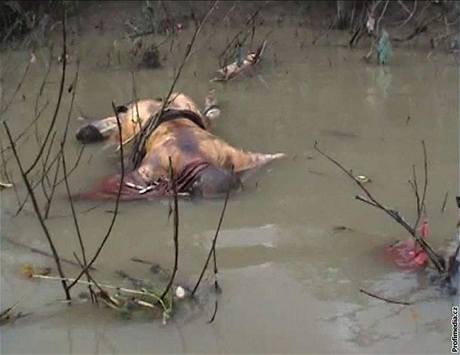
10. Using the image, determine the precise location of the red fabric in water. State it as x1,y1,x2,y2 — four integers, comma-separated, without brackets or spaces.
384,239,429,271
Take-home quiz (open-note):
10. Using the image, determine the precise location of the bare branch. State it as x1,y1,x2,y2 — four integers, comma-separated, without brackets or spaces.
3,236,96,270
24,11,67,175
314,141,444,273
0,60,31,117
62,147,95,301
131,0,218,167
360,288,412,305
192,182,230,296
3,122,71,300
66,101,125,291
160,156,179,300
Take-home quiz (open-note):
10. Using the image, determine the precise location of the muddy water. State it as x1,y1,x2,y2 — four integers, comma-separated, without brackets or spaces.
0,22,458,354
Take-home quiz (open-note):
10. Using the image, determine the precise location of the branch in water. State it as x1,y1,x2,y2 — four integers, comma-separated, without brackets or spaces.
192,179,230,297
67,101,125,291
131,1,218,167
161,157,179,300
314,141,445,273
360,288,412,306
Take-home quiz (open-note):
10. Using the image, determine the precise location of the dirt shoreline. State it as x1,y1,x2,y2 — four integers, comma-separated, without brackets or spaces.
2,0,458,55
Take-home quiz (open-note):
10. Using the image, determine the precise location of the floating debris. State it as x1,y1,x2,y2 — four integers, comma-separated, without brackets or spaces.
354,175,371,184
0,181,13,189
175,286,186,299
0,304,28,326
211,40,267,82
20,264,51,279
333,225,353,232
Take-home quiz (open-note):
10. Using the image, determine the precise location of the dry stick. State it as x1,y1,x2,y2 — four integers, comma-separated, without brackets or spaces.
3,123,71,300
15,145,84,214
396,0,417,29
130,71,143,136
393,11,443,43
313,141,445,273
0,132,14,189
131,1,218,168
218,1,269,62
54,146,85,186
33,274,169,311
411,141,429,232
160,157,179,300
192,186,230,297
43,160,61,218
207,238,222,324
62,149,96,302
43,60,80,219
33,52,54,148
0,60,31,118
33,47,55,174
3,236,96,270
420,140,428,216
359,289,412,306
312,18,337,46
441,192,449,214
208,298,219,324
410,164,421,217
15,149,63,216
24,11,67,176
40,131,57,194
0,133,21,209
66,101,125,291
375,0,390,36
207,180,228,324
72,253,99,304
1,100,50,156
34,45,54,118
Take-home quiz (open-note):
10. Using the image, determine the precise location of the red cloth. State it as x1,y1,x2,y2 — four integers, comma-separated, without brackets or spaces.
384,218,430,272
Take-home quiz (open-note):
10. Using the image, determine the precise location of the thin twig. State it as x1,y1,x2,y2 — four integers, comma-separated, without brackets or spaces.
3,236,96,270
131,1,218,167
24,12,67,176
420,140,428,216
192,184,230,296
43,59,80,219
0,60,31,118
62,148,95,301
33,274,169,311
314,141,444,273
3,123,71,300
441,192,448,214
218,1,269,62
360,288,412,305
161,157,179,300
66,101,125,291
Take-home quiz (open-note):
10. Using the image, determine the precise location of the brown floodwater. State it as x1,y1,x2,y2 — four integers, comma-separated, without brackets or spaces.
0,18,459,354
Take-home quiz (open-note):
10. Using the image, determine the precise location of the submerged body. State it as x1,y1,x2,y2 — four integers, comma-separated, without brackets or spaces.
76,93,284,200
